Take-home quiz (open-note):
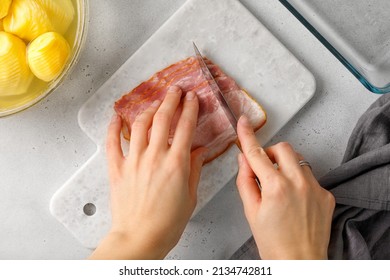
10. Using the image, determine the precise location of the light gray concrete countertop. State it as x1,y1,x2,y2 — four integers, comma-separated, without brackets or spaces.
0,0,379,259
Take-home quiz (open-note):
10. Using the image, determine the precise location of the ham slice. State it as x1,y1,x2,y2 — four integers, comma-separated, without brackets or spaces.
114,56,266,163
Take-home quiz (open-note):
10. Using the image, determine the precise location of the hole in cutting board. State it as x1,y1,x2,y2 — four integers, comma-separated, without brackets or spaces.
83,203,96,216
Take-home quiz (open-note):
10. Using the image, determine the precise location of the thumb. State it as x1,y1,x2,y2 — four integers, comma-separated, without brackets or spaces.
188,147,208,199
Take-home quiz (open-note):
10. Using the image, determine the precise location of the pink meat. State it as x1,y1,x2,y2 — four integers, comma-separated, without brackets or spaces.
114,56,266,163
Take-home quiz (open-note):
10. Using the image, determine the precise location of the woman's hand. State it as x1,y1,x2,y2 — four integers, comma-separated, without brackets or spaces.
236,115,335,260
90,86,206,259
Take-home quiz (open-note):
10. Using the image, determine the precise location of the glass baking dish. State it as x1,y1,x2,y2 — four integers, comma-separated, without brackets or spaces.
280,0,390,94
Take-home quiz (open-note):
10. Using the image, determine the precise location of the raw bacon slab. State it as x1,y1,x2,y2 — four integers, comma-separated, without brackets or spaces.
114,56,266,163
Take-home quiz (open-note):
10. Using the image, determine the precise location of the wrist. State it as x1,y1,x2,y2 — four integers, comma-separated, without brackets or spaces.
259,246,328,260
89,230,168,260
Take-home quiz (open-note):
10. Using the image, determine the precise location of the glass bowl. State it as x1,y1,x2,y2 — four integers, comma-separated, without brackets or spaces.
0,0,89,117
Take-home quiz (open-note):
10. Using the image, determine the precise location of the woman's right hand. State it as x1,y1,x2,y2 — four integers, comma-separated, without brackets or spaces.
236,115,335,259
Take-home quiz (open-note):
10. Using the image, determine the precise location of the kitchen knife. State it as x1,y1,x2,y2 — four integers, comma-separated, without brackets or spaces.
193,42,262,188
193,42,239,134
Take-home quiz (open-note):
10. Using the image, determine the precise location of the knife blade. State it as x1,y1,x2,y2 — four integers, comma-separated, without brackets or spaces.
193,42,239,134
193,42,262,189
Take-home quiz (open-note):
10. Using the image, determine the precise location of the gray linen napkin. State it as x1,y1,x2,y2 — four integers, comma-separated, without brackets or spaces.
320,94,390,259
231,94,390,260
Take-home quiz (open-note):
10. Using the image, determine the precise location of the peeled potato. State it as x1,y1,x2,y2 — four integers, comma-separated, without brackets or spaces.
0,0,12,19
3,0,53,42
27,31,70,82
35,0,75,35
0,32,33,96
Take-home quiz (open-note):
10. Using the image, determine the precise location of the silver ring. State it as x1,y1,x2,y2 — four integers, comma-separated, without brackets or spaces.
298,160,312,170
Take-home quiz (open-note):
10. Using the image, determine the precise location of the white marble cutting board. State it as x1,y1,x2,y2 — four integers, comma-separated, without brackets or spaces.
50,0,316,249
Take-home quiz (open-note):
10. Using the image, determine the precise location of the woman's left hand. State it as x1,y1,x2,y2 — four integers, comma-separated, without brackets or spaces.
89,86,206,259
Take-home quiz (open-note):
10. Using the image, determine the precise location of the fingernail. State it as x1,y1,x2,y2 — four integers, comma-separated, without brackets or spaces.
150,99,161,107
239,115,251,127
185,91,196,100
168,85,181,94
